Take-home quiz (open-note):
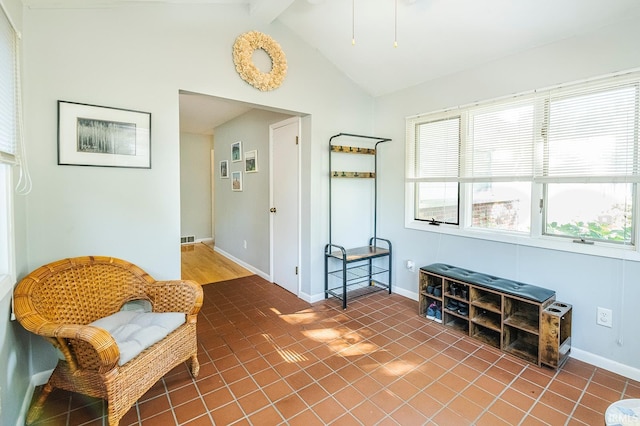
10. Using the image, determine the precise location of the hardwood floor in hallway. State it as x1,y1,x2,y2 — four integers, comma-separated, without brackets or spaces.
181,242,253,284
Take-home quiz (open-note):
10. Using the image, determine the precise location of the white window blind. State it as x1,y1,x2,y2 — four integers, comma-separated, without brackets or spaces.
407,116,460,182
0,5,16,164
464,98,536,182
539,83,639,183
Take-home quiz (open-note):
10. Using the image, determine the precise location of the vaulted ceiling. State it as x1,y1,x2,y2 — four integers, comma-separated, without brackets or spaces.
22,0,640,133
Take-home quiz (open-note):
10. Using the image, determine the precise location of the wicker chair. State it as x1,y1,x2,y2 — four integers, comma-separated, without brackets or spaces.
13,256,203,426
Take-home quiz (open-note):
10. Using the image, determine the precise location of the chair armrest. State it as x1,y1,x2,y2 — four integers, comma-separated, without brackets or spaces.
22,319,120,372
55,324,121,371
13,295,121,371
145,280,203,320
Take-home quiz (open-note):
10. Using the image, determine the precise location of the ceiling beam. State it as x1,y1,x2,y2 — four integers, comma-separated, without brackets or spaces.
248,0,295,24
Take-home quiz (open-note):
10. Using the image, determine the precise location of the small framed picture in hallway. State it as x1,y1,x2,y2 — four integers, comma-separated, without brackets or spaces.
231,141,242,162
245,150,257,173
231,171,243,191
220,160,229,178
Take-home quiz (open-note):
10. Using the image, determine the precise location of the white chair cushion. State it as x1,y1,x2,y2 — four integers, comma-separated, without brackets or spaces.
90,311,185,366
120,299,152,313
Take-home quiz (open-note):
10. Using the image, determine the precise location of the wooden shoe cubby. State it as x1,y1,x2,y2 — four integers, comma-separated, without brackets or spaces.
419,263,571,368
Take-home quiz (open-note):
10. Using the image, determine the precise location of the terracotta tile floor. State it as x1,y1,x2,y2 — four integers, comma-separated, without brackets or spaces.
33,275,640,425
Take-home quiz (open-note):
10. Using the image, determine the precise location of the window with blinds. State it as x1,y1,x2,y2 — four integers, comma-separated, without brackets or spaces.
542,84,639,183
465,100,536,232
542,83,638,244
406,70,640,245
411,117,460,182
0,3,17,298
407,116,460,224
465,99,536,182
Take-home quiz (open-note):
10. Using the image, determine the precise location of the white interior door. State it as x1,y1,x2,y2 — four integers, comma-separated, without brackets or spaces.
270,117,300,295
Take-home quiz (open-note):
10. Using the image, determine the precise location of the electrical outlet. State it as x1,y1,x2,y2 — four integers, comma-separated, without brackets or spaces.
597,307,612,328
406,260,415,272
243,240,247,249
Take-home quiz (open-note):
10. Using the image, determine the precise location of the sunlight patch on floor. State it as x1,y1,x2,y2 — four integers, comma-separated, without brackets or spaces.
261,333,308,364
377,360,416,376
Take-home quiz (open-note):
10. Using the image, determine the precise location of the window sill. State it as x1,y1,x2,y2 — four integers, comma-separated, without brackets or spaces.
405,218,640,262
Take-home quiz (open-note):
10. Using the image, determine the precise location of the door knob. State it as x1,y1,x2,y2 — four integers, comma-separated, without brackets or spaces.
270,207,277,213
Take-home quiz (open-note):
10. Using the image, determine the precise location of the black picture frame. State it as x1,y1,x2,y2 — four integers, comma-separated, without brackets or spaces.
58,100,151,168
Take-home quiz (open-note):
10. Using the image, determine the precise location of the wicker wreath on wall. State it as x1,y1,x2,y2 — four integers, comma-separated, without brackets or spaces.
232,31,287,91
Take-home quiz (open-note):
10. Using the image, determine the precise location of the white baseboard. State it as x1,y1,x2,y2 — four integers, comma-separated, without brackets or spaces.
300,287,417,308
16,387,31,426
299,291,325,304
393,287,419,302
212,247,270,282
32,369,52,387
570,348,640,382
390,288,640,381
18,369,53,426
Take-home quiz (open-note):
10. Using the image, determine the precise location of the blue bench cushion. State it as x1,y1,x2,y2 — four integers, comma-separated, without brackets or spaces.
420,263,555,303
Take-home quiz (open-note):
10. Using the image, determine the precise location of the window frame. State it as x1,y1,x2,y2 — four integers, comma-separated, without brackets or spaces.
406,113,463,226
405,69,640,261
0,3,18,300
0,164,15,301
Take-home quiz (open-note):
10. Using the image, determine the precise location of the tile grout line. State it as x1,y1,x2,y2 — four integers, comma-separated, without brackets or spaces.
394,335,473,423
186,343,218,425
206,340,271,425
162,373,181,426
446,348,527,425
208,311,329,425
65,392,72,426
561,367,598,426
621,378,630,398
515,363,563,426
377,332,513,424
132,400,141,425
283,302,410,425
365,319,502,423
341,301,417,423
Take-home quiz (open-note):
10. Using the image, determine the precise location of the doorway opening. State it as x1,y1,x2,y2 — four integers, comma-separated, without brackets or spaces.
178,91,306,291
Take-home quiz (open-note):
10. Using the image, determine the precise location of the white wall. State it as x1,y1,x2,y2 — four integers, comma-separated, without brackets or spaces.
213,109,292,277
328,134,377,250
180,132,213,241
0,3,41,426
22,4,373,279
374,14,640,378
0,0,34,424
19,2,374,387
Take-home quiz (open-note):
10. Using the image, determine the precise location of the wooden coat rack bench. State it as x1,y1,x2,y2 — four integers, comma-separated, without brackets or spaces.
324,133,392,309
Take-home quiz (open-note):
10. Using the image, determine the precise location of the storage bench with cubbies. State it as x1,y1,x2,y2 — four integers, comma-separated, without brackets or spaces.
419,263,572,368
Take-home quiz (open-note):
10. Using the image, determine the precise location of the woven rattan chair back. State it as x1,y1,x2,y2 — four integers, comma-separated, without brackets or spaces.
21,258,152,325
